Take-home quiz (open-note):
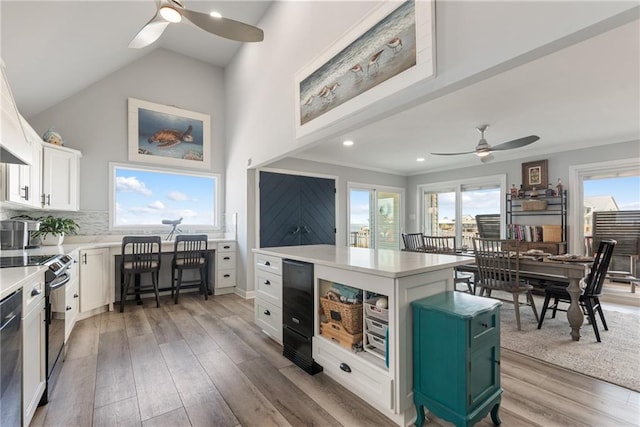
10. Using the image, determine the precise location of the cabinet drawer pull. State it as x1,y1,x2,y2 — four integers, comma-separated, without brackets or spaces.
21,186,29,200
224,274,230,278
66,306,72,311
223,245,230,249
74,293,79,298
223,256,230,260
339,362,351,373
265,261,271,266
480,322,489,328
263,309,270,316
264,280,271,285
31,288,41,297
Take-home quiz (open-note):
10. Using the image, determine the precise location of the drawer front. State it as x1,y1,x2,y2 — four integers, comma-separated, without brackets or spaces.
255,298,282,343
470,308,499,347
313,337,393,411
216,269,236,288
256,270,282,307
255,254,282,276
23,279,44,314
217,241,236,252
217,251,236,270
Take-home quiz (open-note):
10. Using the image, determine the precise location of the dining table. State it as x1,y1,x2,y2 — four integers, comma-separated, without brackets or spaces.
457,254,593,341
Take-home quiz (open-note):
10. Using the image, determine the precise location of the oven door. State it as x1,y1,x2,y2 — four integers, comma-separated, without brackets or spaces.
46,273,69,381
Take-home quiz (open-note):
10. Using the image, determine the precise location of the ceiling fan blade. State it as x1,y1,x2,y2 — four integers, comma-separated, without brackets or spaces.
181,8,264,42
480,153,495,163
490,135,539,151
431,150,476,156
129,12,170,48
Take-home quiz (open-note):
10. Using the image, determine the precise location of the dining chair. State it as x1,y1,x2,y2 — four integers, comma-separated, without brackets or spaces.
171,234,209,304
473,237,538,330
402,232,426,252
537,239,616,342
120,236,162,312
423,235,474,294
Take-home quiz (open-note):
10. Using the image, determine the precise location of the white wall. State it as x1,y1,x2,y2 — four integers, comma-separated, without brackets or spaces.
226,0,637,292
28,48,226,211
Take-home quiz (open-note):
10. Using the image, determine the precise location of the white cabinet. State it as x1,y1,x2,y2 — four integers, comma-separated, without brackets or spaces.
79,248,110,312
215,241,237,291
254,253,283,343
41,144,81,211
1,116,42,208
0,59,32,165
22,276,45,426
65,254,79,341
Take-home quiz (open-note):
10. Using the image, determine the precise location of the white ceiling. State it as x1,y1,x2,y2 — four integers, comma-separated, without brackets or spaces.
1,2,639,176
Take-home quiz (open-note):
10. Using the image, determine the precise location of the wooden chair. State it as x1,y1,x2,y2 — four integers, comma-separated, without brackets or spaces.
423,235,474,294
120,236,162,312
537,239,616,342
475,214,501,239
402,233,425,252
473,237,538,330
171,234,209,304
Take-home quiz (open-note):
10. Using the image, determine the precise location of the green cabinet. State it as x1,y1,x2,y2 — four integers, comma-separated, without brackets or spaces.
412,291,502,427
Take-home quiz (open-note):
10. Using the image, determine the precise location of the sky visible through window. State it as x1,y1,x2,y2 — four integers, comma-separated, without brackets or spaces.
114,166,216,227
584,176,640,210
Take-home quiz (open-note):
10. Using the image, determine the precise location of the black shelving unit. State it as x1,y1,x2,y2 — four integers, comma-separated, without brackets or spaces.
506,190,567,254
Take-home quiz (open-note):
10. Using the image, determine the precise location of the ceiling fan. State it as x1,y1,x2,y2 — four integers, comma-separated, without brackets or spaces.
431,125,539,163
129,0,264,49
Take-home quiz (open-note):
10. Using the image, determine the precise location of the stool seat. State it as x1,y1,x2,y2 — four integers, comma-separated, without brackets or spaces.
120,236,162,312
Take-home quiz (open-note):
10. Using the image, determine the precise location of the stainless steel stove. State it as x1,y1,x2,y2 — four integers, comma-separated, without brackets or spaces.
0,254,59,268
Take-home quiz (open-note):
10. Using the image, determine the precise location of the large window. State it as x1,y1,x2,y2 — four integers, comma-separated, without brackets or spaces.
110,163,219,230
419,175,506,247
348,183,404,250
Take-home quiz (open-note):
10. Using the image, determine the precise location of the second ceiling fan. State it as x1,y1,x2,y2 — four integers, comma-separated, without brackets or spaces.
129,0,264,49
431,125,539,163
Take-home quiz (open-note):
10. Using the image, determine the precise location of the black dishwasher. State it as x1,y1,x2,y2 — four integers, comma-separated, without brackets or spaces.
282,259,322,375
1,289,23,427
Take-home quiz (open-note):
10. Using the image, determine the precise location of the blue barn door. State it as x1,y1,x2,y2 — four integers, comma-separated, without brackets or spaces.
260,172,336,248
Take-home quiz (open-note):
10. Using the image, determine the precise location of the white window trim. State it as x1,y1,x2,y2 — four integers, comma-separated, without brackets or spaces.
347,181,405,249
108,162,221,231
569,158,639,254
416,174,507,241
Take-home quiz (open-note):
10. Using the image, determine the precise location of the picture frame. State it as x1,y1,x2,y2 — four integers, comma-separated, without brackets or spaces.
294,0,435,139
521,159,548,191
128,98,211,169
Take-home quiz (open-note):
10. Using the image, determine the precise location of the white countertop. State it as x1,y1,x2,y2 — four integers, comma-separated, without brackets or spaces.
253,245,474,278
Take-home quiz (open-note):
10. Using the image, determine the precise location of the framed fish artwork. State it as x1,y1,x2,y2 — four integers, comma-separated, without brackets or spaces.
294,0,435,140
128,98,211,169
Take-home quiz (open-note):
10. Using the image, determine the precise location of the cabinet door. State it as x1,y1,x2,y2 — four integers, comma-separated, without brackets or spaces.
23,297,46,425
42,145,79,211
65,278,79,341
79,248,110,312
5,137,41,207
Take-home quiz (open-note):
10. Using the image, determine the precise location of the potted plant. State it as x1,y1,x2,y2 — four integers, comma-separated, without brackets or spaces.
13,214,79,246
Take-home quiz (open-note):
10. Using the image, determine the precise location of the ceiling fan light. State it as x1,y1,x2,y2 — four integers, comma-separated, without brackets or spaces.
476,150,491,157
209,11,223,19
160,6,182,23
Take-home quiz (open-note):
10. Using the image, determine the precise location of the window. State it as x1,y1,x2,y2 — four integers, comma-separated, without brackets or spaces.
348,183,404,250
109,163,219,230
419,175,506,247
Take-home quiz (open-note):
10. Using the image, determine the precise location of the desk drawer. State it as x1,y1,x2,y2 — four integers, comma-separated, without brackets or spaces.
255,299,282,343
255,254,282,276
217,252,236,270
216,269,236,288
256,270,282,307
470,308,499,347
217,241,236,252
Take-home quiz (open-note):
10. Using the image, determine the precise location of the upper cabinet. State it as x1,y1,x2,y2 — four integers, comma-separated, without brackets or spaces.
0,59,32,165
3,117,42,208
41,144,81,211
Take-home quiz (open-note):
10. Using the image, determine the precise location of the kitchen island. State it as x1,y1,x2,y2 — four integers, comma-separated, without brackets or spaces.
252,245,474,426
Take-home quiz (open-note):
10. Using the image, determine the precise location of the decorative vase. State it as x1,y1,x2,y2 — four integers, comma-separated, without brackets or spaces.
40,233,64,246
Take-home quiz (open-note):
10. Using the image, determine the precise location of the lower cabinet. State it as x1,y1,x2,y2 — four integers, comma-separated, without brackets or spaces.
412,291,503,427
79,248,110,312
254,253,283,343
65,257,80,342
215,241,237,291
22,277,45,426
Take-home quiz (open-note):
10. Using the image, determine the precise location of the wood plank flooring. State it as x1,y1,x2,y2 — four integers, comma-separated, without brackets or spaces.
31,293,640,427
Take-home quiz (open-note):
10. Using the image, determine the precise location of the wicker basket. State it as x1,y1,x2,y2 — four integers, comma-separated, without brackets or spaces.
542,225,562,242
320,296,363,334
522,200,548,211
320,322,363,350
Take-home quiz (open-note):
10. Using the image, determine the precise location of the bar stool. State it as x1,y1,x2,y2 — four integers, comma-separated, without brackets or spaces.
120,236,162,312
171,234,209,304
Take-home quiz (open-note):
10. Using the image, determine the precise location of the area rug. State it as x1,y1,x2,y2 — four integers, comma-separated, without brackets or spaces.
498,298,640,392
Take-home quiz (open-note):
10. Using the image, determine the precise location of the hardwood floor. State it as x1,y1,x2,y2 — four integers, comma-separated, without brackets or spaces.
31,293,640,427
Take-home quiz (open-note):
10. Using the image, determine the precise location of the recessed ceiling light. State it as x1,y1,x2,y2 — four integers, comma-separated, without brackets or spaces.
209,11,222,18
416,157,425,162
343,140,354,146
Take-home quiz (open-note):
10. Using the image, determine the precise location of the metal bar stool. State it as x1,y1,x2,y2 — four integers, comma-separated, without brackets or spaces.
120,236,162,312
171,234,209,304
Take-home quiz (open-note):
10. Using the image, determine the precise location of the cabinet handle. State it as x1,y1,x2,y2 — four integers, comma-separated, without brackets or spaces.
224,274,230,278
494,359,501,365
66,306,72,311
74,294,79,298
41,194,46,206
223,256,230,260
339,363,351,373
83,253,87,264
480,322,488,328
21,186,29,200
265,261,271,266
263,309,270,316
31,288,41,297
46,194,51,206
264,280,271,285
223,245,230,249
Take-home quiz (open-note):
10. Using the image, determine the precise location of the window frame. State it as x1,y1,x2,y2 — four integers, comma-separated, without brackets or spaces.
108,162,221,232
